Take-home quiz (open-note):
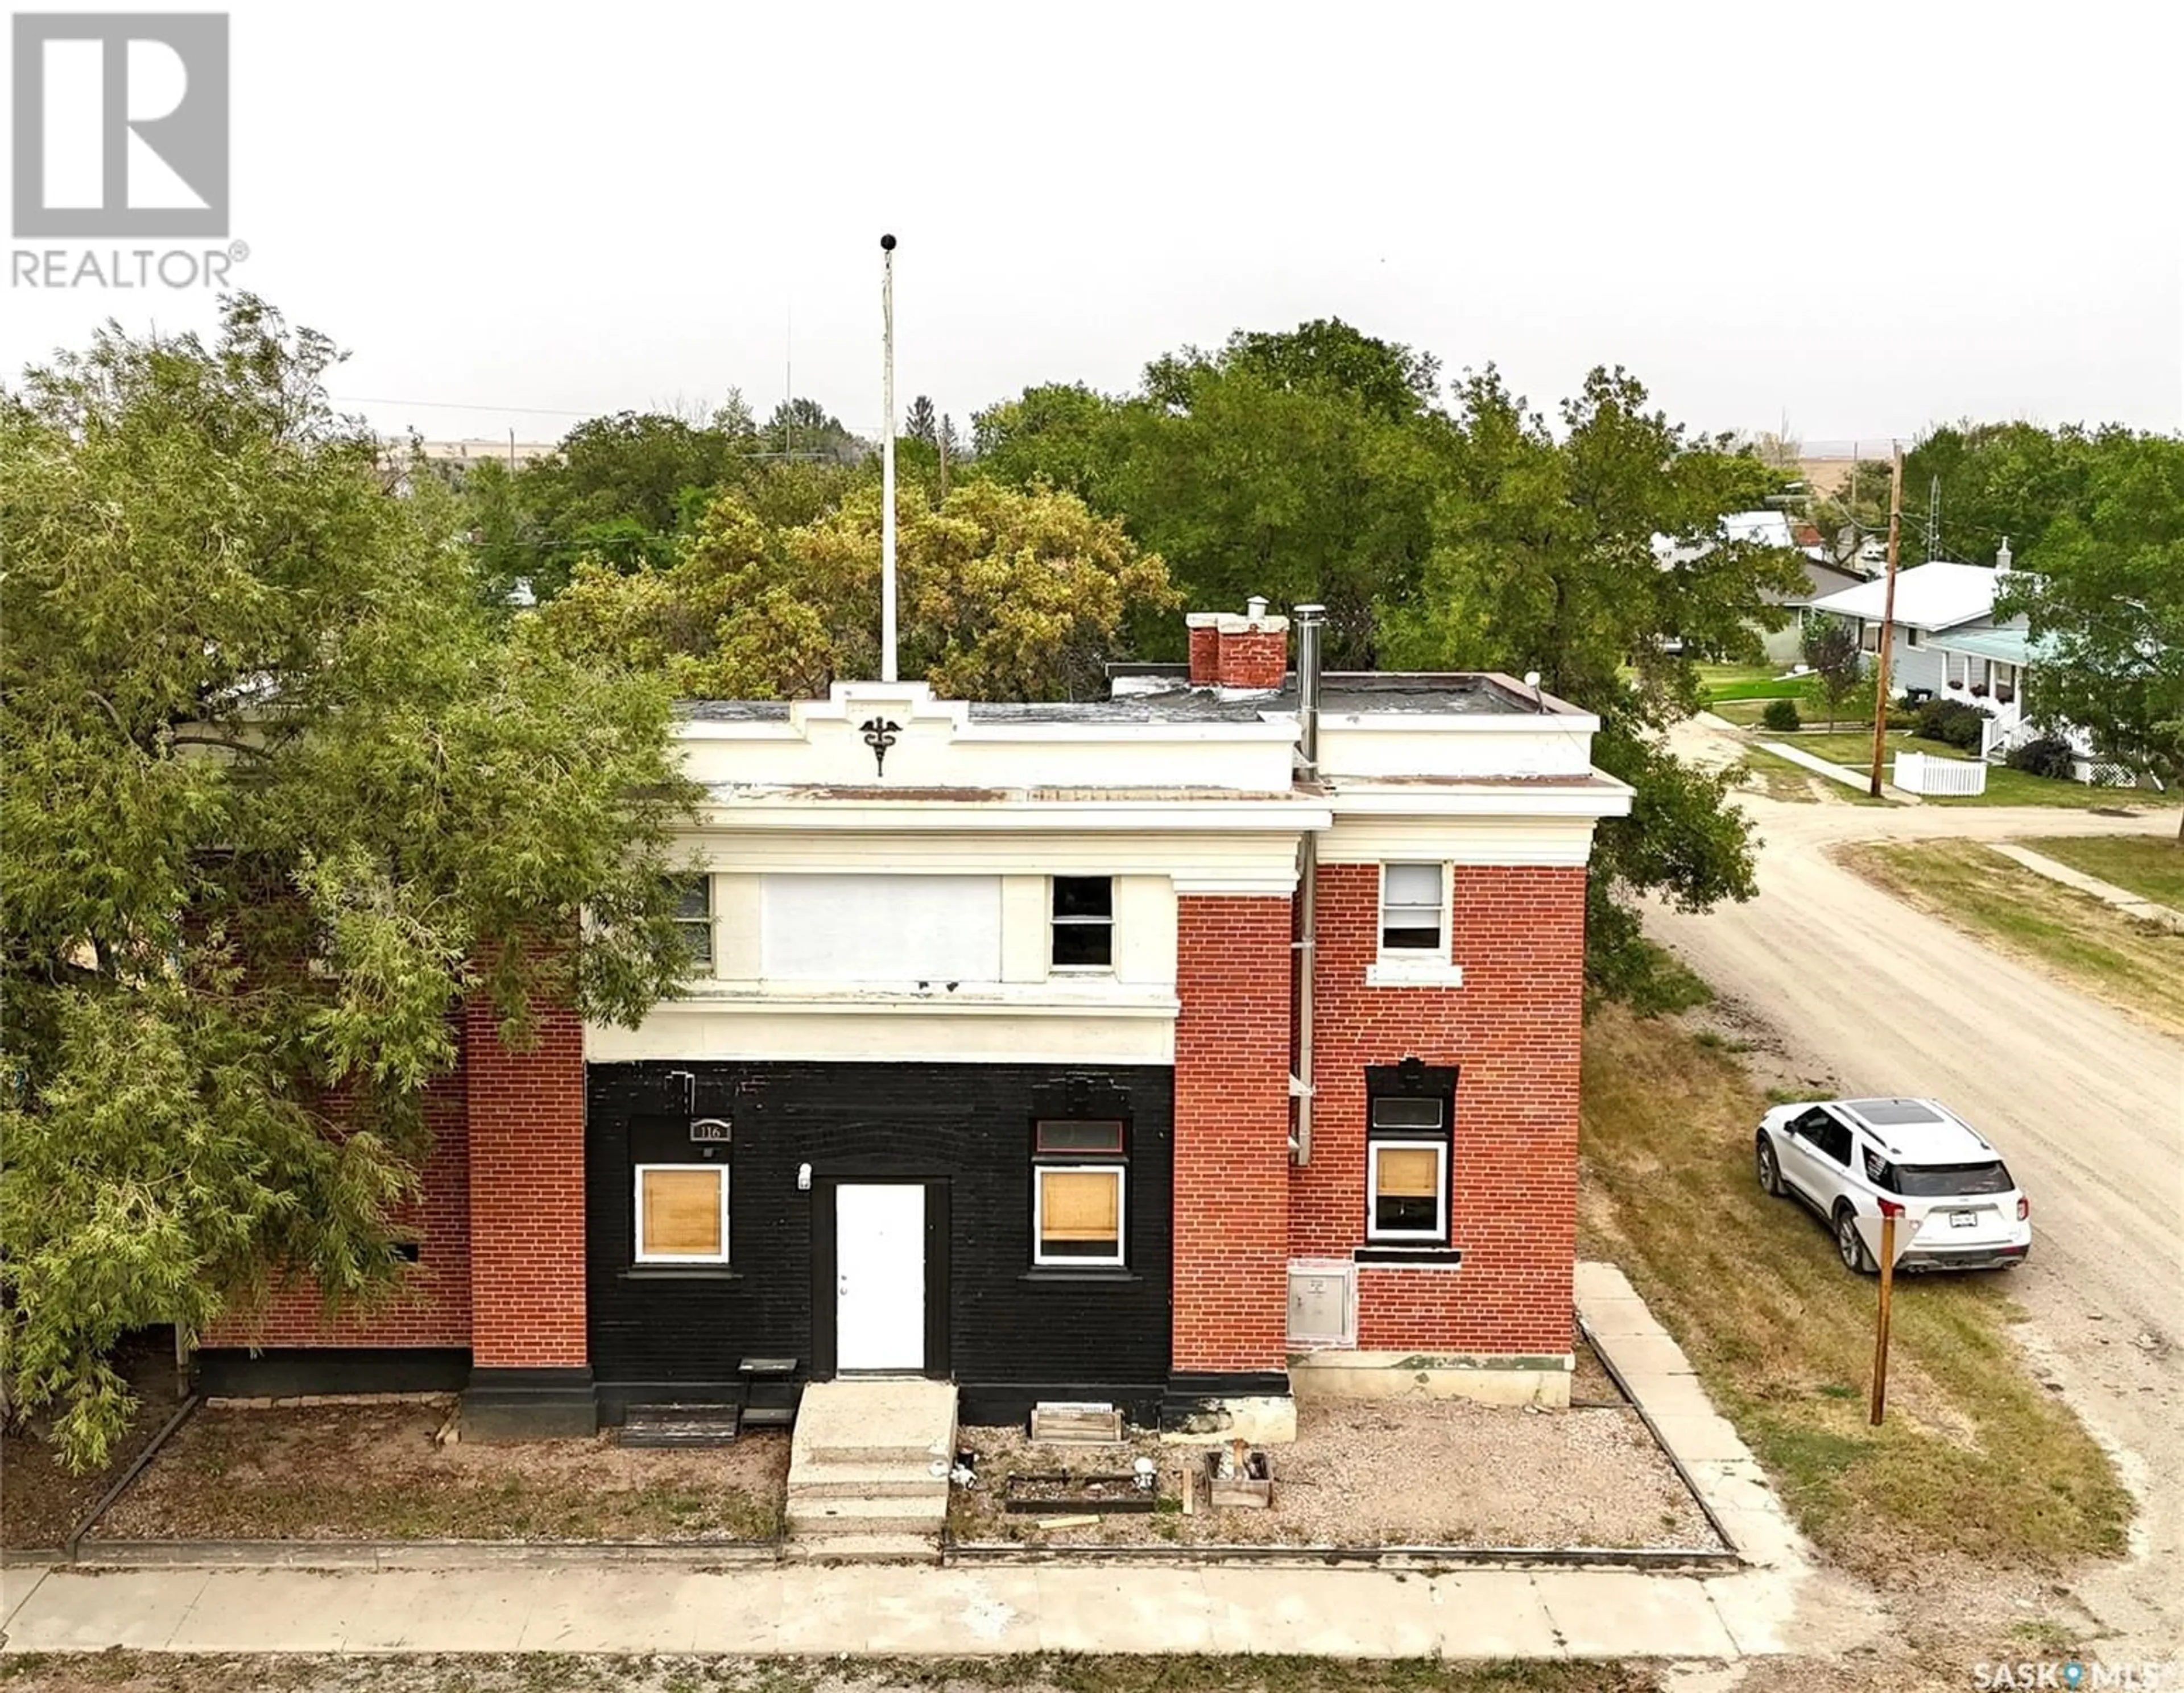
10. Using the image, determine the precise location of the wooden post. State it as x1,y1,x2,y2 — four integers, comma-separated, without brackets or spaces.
1870,1201,1900,1426
1867,450,1905,798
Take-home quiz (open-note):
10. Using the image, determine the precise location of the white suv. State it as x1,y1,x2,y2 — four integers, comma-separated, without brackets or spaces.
1755,1097,2031,1274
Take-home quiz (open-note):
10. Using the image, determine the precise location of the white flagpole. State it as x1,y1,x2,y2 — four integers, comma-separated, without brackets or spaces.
880,233,898,682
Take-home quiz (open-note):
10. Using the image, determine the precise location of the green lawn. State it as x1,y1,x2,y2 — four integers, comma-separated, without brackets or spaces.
1757,732,2155,809
1698,661,1806,703
2019,834,2184,908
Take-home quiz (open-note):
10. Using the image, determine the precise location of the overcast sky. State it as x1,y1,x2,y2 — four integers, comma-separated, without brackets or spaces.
6,0,2179,450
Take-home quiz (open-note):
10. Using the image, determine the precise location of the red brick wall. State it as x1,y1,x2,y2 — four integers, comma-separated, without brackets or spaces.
1295,862,1585,1355
465,997,589,1369
1188,626,1221,684
1172,895,1294,1372
1215,628,1288,690
203,1046,472,1350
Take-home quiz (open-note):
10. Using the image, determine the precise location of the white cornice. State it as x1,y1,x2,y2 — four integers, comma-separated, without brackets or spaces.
693,798,1337,833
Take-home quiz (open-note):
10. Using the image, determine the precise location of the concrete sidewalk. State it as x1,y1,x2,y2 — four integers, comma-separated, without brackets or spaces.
3,1560,1769,1659
1988,842,2184,932
0,1264,1883,1665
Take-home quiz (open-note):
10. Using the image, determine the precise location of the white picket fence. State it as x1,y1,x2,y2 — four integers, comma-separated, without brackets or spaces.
1895,751,1987,796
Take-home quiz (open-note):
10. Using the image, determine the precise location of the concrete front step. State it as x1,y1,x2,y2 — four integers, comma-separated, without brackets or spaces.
785,1463,950,1502
780,1531,940,1564
789,1379,958,1470
787,1496,949,1537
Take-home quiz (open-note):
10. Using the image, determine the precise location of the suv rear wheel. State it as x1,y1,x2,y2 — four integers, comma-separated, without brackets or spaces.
1835,1205,1877,1275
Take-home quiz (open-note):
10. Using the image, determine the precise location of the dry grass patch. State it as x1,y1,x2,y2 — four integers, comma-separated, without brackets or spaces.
1580,1003,2129,1582
1836,839,2184,1037
0,1657,1663,1693
91,1400,787,1542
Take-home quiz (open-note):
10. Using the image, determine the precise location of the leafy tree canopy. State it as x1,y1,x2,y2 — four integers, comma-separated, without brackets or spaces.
0,299,697,1467
532,478,1178,703
1996,432,2184,836
1376,366,1807,1000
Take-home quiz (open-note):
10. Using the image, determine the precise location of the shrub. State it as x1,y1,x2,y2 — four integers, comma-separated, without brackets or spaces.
1885,706,1920,732
1914,697,1988,752
2007,735,2079,781
1761,697,1803,732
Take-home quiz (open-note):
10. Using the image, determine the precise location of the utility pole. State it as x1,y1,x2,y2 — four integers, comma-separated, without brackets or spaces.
1926,475,1941,562
936,424,949,502
1867,448,1905,798
880,234,899,682
1871,1199,1902,1425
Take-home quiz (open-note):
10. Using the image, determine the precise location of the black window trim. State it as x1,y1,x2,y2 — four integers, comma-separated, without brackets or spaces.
1363,1060,1458,1247
1050,875,1116,971
1027,1076,1132,1270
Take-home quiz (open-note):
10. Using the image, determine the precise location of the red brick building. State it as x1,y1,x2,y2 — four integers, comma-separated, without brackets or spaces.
204,603,1631,1437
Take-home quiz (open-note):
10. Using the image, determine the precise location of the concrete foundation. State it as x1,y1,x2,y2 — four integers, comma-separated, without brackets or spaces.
1156,1394,1297,1445
1287,1350,1573,1409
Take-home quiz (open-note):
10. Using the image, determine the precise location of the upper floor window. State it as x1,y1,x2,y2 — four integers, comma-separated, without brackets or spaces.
672,875,714,970
1379,864,1444,954
1051,876,1114,970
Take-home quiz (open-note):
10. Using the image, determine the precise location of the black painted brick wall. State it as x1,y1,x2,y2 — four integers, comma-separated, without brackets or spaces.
586,1061,1174,1396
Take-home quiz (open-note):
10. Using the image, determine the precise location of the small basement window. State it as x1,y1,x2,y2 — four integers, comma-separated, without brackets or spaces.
635,1164,729,1264
1034,1166,1124,1265
1051,876,1114,970
1379,864,1444,953
672,875,714,971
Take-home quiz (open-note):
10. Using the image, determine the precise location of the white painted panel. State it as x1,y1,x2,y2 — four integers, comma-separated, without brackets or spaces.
674,828,1306,895
837,1185,925,1372
1112,876,1177,986
999,876,1049,983
762,875,1000,983
586,996,1178,1065
713,875,762,980
1317,722,1595,779
1319,816,1600,867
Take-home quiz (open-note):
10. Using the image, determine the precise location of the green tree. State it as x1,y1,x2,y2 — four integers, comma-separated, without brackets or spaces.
0,299,699,1466
1104,321,1451,665
1999,433,2184,839
1378,365,1806,1001
535,480,1178,703
903,394,938,445
1800,611,1865,730
970,382,1127,505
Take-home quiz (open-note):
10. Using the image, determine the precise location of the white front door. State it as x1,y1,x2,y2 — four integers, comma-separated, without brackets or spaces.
835,1184,926,1373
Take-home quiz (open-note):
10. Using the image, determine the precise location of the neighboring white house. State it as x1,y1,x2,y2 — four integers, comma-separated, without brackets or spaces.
1805,550,2048,752
1652,510,1866,664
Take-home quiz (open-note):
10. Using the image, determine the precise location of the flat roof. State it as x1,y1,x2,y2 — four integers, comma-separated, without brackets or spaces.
680,670,1565,725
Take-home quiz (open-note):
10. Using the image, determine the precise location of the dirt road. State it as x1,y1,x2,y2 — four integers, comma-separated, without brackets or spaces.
1645,739,2184,1657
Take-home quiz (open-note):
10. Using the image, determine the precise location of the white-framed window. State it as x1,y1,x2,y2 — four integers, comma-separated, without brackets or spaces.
1366,1092,1449,1242
1859,621,1881,654
634,1163,730,1264
1379,863,1445,954
1050,876,1115,971
1032,1163,1126,1266
1906,626,1923,648
672,875,714,971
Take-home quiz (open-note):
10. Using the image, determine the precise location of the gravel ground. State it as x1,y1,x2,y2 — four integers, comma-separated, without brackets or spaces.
949,1397,1721,1551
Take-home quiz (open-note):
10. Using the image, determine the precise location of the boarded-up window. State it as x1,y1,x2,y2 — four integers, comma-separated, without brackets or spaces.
762,874,1001,983
1369,1142,1445,1240
637,1166,727,1262
1036,1166,1124,1265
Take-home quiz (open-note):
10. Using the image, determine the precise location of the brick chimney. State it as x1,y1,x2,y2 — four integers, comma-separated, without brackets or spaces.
1185,597,1290,691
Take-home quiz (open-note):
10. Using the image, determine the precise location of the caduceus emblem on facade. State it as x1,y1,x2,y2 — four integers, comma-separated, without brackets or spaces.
859,717,901,777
